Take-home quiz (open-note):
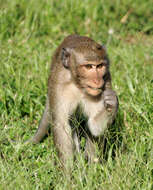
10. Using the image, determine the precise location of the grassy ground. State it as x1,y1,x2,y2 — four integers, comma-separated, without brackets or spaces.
0,0,153,189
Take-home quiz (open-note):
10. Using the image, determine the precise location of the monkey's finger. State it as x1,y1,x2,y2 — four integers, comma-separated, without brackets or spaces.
104,97,117,104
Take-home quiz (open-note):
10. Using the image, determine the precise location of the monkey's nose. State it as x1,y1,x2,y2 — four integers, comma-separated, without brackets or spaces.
93,78,101,84
93,79,103,88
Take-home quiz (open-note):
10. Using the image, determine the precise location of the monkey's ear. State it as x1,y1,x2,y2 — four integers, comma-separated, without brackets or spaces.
102,44,107,51
61,48,71,69
96,44,107,52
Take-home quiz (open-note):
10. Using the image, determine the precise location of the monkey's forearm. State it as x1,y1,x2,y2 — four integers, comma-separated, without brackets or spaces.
103,89,118,125
88,90,118,137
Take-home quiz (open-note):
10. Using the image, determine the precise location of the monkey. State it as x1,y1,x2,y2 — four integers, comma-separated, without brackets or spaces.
29,34,118,168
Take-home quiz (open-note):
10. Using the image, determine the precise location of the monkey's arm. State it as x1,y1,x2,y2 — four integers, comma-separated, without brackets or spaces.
85,89,118,162
30,98,50,143
88,89,118,137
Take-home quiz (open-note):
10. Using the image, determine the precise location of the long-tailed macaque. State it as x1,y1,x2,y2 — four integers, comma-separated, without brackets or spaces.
29,34,118,167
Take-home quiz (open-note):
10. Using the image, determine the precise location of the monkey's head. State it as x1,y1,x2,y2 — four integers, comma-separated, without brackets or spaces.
61,39,109,97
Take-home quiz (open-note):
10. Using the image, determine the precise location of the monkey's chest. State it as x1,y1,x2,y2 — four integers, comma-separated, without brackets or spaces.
81,98,105,119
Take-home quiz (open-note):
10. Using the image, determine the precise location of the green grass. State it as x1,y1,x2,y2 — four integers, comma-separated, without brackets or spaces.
0,0,153,189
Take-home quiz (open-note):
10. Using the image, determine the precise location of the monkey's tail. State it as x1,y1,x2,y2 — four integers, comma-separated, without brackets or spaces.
27,98,50,144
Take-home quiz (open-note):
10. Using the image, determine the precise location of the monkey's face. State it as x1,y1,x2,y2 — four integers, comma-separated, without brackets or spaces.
61,42,108,97
77,60,107,96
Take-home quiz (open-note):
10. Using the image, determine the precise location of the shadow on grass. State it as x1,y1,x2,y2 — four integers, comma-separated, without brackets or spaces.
101,109,125,161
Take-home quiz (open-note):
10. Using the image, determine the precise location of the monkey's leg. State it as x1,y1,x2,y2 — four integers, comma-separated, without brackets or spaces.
30,98,50,143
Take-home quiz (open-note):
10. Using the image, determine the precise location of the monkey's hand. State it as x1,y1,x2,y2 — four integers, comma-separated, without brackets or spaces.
103,89,118,114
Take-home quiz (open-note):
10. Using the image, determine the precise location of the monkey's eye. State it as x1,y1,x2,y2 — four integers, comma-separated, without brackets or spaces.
84,64,93,69
97,63,103,69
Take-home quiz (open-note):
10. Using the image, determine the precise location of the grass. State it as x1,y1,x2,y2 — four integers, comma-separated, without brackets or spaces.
0,0,153,189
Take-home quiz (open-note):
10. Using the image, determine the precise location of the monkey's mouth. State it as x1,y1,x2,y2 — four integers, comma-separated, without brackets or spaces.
87,85,102,91
85,85,102,96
